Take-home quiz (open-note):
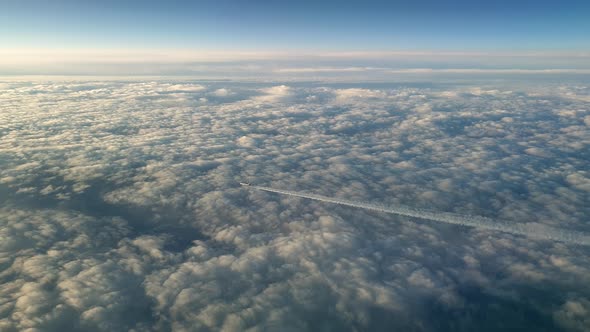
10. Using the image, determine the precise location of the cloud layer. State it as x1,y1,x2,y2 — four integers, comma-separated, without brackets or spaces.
1,78,589,331
2,49,590,76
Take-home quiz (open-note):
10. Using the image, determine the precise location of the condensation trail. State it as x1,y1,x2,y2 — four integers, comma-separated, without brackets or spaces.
243,184,590,246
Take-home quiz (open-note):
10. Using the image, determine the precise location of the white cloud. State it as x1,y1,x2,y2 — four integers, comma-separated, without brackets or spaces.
333,88,389,103
212,88,231,97
236,136,258,148
566,172,590,192
274,67,382,73
253,85,292,103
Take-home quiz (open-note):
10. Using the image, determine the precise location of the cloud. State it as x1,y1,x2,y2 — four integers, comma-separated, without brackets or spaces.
253,85,292,103
566,173,590,192
260,85,291,96
278,67,590,75
554,298,590,332
274,67,382,73
388,68,590,74
333,88,389,103
2,49,590,76
1,79,589,331
212,88,231,97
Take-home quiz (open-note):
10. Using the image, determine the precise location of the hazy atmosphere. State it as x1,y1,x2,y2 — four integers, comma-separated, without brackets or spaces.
1,1,589,331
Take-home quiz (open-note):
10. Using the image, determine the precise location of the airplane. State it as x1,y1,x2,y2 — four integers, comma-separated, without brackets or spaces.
239,182,251,186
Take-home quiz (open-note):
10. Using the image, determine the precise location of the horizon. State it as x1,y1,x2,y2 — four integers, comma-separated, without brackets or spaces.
2,0,590,76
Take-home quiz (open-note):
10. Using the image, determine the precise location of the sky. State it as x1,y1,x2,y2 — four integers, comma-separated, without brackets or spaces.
2,0,590,50
1,0,590,76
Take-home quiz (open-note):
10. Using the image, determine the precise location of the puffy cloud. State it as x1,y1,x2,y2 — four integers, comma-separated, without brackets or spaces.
333,88,389,103
566,172,590,192
254,85,292,103
0,79,589,331
236,136,258,148
212,88,231,97
554,298,590,332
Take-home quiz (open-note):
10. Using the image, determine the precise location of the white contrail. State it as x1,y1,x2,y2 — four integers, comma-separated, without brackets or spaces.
243,184,590,246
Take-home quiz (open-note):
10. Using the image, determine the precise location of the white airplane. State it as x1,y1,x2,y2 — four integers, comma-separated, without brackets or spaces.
239,182,251,186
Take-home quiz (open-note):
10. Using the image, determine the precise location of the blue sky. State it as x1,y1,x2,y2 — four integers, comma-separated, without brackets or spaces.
2,0,590,50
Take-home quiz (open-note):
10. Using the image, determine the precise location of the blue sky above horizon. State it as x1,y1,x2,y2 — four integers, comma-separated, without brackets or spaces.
2,0,590,76
3,0,590,50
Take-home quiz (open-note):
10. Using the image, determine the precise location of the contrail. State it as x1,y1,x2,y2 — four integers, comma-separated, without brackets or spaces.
242,184,590,246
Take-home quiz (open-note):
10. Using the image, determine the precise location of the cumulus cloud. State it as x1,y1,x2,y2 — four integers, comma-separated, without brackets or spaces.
554,298,590,331
1,78,589,331
212,88,231,97
332,88,390,104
